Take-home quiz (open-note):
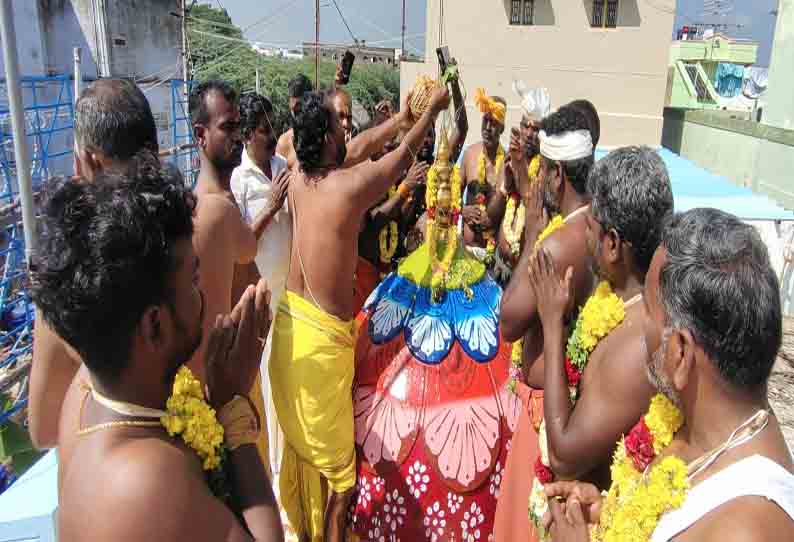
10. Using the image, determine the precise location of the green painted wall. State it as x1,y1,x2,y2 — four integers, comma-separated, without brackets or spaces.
662,108,794,210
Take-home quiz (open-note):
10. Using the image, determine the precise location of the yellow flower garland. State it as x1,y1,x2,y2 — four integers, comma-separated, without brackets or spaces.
426,163,462,296
534,214,564,251
474,145,505,188
593,394,688,542
574,281,626,354
528,154,540,182
161,366,224,471
379,186,399,265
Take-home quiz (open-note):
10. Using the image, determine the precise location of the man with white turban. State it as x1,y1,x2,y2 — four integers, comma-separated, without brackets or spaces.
489,84,552,285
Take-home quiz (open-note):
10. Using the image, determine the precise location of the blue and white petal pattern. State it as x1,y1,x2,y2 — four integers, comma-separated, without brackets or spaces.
449,278,502,362
405,286,454,364
368,274,418,344
365,273,503,365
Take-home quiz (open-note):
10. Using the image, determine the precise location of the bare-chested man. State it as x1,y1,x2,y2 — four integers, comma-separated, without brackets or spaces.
544,208,794,542
494,104,597,542
29,78,159,449
460,92,506,263
31,161,282,541
276,73,313,169
489,88,548,286
189,80,279,468
530,146,674,487
268,86,450,542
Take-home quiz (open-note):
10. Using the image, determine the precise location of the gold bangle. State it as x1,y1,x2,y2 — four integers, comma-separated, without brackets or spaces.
218,395,261,451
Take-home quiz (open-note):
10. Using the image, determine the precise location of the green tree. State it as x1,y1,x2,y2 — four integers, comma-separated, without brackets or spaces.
186,4,400,135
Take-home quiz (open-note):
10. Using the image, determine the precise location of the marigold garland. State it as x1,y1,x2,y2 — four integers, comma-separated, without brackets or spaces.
534,214,564,251
161,366,225,471
593,394,688,542
426,163,462,297
474,145,505,188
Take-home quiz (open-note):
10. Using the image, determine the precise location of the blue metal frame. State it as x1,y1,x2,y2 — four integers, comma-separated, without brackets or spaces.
170,79,198,187
0,75,74,426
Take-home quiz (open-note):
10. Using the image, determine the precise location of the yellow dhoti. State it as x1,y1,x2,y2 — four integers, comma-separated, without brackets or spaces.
269,290,356,542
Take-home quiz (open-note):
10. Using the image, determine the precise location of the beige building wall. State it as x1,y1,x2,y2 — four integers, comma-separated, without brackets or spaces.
401,0,676,149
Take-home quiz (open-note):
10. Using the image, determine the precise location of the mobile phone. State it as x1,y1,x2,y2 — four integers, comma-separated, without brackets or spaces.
436,46,450,74
340,51,355,84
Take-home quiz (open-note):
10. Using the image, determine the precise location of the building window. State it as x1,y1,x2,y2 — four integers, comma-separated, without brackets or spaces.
592,0,619,28
511,0,534,26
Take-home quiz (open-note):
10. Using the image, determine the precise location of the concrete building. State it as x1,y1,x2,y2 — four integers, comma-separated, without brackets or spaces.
666,33,758,110
661,0,794,210
0,0,182,155
303,42,398,66
401,0,676,148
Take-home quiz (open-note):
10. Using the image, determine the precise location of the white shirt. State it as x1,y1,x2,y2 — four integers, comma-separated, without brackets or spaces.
230,148,291,301
652,454,794,541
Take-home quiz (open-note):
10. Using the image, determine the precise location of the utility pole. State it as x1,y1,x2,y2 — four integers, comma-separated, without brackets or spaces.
181,0,189,89
0,0,37,261
401,0,406,61
73,47,82,105
315,0,320,89
256,67,260,94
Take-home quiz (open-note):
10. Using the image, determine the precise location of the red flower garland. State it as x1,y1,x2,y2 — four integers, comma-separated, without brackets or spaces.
534,457,553,484
624,417,656,471
564,357,581,388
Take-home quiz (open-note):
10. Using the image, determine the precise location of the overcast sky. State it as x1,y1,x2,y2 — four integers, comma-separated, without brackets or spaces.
217,0,780,66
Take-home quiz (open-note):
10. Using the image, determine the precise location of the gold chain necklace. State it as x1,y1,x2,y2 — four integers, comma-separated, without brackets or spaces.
76,382,165,437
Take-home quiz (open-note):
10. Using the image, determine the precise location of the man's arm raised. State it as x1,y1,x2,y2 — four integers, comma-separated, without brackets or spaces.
345,87,450,214
342,97,414,168
28,314,81,448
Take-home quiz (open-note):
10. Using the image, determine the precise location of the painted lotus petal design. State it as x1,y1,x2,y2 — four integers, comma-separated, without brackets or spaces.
449,285,500,362
405,287,454,364
369,275,418,344
423,395,501,489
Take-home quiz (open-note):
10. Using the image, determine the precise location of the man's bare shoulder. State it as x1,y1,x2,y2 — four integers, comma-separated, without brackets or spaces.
195,192,244,225
63,438,218,540
538,221,588,276
687,496,794,542
276,129,294,152
588,306,654,403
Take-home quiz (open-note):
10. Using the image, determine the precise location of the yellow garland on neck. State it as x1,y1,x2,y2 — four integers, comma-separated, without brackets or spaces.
161,366,224,471
475,145,505,188
528,154,540,182
576,281,626,353
534,215,564,251
593,394,687,542
379,186,399,264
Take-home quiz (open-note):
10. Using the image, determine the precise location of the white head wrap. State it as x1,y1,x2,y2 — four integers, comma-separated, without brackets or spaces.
539,129,593,161
512,80,551,120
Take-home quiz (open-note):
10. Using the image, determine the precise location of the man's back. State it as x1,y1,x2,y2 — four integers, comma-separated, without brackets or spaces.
286,165,366,320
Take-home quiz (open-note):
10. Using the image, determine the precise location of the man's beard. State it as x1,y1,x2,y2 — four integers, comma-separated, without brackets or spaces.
589,234,607,281
646,328,682,408
216,143,243,172
525,139,540,160
164,291,204,385
542,177,560,216
336,142,347,166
